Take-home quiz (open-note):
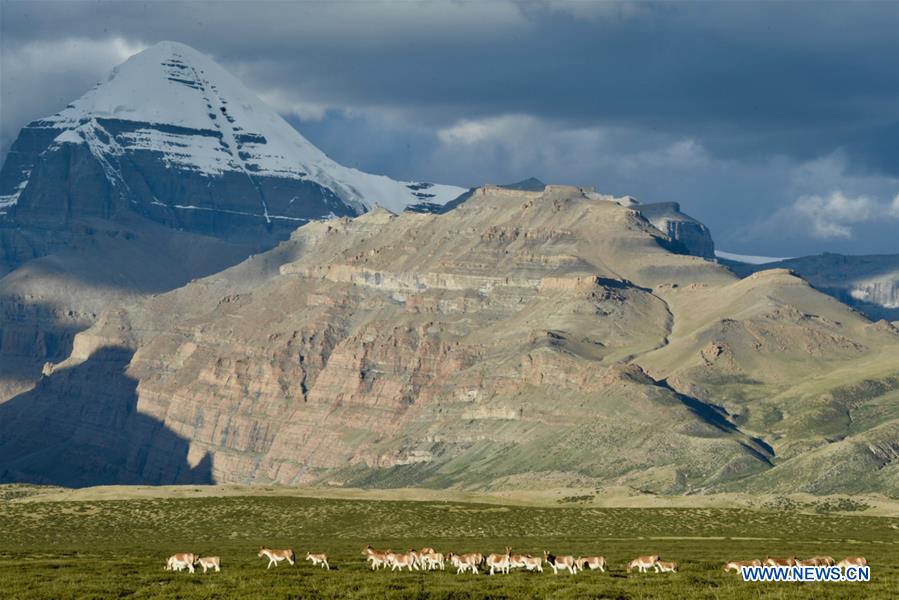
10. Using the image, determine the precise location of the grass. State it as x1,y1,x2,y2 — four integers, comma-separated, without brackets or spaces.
1,490,897,598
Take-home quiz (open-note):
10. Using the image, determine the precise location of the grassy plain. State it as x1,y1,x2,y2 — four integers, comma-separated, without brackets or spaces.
0,485,897,599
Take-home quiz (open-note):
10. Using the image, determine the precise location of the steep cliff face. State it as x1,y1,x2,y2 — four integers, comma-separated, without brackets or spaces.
10,185,897,494
636,202,716,258
850,278,899,309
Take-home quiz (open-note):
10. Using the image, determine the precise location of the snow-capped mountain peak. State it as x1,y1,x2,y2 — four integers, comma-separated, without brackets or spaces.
0,41,464,235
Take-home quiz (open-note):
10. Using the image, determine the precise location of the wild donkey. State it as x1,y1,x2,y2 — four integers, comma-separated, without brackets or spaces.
306,552,330,570
448,552,481,574
654,559,678,573
519,555,544,572
195,556,220,573
485,547,512,575
362,545,388,570
544,550,577,575
576,556,606,572
258,546,295,568
164,553,197,573
627,555,659,573
723,559,761,572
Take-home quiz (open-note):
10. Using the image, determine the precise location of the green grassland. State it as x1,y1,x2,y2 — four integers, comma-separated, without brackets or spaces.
1,488,897,599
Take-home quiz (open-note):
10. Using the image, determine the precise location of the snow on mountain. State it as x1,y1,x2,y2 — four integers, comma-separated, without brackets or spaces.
0,41,464,229
715,250,792,264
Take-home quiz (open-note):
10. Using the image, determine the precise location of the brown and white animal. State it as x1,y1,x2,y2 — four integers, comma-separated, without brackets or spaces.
389,550,417,572
164,553,197,573
485,547,512,575
448,552,480,574
763,556,796,567
795,557,824,567
626,555,659,574
723,559,761,572
258,546,295,568
362,545,388,570
306,552,330,570
195,556,220,573
422,551,445,570
544,550,577,575
810,556,835,566
576,556,606,572
654,559,678,573
519,555,544,572
837,556,867,568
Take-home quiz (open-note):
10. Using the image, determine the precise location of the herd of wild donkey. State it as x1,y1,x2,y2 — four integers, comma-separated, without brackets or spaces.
164,546,868,575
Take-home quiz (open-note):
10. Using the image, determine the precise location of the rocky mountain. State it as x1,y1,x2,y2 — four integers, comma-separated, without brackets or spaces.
635,201,715,258
0,41,464,407
3,185,896,495
417,177,715,259
0,41,463,243
1,42,894,496
722,253,899,322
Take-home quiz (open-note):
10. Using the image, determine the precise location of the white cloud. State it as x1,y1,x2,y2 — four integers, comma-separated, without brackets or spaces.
437,115,540,145
616,138,710,171
436,114,708,174
791,191,876,239
0,37,146,153
775,152,899,239
890,194,899,219
256,89,330,122
788,190,899,239
534,0,647,21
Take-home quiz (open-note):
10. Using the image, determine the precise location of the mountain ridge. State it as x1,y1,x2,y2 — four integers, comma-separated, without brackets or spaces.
5,184,895,495
1,43,896,497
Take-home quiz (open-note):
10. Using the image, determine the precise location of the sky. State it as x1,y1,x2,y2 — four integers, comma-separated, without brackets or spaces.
1,0,897,256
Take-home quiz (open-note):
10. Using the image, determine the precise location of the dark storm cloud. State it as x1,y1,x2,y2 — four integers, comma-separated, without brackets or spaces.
1,0,897,255
3,1,896,166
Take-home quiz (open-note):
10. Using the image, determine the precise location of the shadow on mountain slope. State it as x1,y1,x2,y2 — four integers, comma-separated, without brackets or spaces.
0,215,265,405
0,345,212,487
0,300,87,404
655,377,775,467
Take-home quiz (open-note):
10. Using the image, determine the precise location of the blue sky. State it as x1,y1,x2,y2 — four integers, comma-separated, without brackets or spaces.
1,0,897,256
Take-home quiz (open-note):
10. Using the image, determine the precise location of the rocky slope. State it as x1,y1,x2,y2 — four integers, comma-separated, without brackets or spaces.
5,185,896,494
424,178,715,259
